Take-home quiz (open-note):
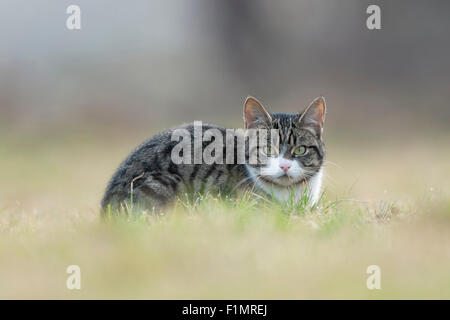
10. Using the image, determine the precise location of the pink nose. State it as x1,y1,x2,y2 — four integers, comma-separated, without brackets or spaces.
280,163,291,172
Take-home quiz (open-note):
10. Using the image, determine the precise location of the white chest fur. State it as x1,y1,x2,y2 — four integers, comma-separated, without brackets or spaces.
246,166,323,205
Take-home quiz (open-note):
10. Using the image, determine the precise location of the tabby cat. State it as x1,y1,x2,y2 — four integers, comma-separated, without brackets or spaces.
101,96,326,214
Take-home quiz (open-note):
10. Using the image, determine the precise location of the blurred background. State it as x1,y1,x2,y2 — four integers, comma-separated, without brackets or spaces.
1,0,450,300
0,0,449,208
1,0,449,130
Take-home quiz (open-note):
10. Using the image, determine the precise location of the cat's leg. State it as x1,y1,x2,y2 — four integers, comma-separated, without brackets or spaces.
132,175,178,213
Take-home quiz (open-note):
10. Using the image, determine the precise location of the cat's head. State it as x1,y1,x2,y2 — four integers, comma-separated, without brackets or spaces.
243,96,326,188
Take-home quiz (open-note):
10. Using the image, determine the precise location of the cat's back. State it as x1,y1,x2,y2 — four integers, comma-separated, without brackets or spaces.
101,123,245,211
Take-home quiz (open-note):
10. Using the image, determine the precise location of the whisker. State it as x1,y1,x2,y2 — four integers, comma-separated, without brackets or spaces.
230,175,255,194
324,160,342,168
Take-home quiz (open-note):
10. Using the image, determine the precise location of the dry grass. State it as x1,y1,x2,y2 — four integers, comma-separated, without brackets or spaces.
0,127,449,299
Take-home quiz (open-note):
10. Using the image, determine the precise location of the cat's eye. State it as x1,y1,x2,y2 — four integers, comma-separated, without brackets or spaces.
263,146,276,156
293,146,307,156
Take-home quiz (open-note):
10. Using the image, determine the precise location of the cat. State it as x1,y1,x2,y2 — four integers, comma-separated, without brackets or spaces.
101,96,326,214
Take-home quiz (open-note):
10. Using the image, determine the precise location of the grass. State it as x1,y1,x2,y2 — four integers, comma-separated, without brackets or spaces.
0,127,449,299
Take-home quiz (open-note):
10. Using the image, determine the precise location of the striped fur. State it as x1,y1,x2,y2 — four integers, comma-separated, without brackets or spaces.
101,97,326,214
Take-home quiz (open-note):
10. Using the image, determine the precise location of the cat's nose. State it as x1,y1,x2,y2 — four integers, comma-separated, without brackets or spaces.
279,163,291,173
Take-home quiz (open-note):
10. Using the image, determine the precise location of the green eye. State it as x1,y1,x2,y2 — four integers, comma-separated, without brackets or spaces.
264,146,275,156
293,146,307,156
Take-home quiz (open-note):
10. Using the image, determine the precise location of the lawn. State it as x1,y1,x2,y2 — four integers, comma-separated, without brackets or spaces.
0,127,449,299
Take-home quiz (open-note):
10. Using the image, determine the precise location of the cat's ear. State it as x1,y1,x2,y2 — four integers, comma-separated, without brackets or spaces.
244,96,272,129
298,96,326,137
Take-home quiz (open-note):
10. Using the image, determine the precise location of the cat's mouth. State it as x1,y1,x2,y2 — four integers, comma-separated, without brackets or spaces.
259,175,307,188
